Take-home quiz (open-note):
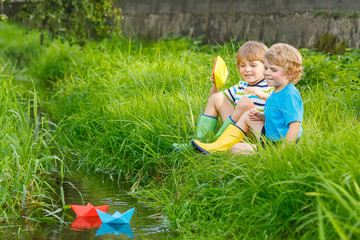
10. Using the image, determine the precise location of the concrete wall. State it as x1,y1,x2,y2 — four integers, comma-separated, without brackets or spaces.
115,0,360,48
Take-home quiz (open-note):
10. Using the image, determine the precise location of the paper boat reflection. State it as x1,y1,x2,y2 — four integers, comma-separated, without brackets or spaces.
70,203,109,217
96,207,135,224
71,216,102,231
96,223,134,238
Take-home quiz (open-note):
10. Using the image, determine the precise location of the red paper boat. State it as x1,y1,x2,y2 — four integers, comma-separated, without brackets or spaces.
70,203,109,217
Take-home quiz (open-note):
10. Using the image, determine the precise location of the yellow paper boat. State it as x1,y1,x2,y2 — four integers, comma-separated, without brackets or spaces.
212,56,228,88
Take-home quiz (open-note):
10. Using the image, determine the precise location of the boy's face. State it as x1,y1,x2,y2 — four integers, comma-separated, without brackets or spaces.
238,60,264,85
264,60,289,91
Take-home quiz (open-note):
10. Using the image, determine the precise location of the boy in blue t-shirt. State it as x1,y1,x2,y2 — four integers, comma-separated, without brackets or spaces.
192,43,303,154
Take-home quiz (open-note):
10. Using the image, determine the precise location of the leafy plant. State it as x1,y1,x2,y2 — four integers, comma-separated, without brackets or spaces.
17,0,123,46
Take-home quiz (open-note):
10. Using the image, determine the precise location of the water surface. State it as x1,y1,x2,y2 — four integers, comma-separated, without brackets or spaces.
1,171,170,239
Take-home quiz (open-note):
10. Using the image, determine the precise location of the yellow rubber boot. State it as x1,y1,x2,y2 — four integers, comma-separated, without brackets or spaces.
191,124,245,154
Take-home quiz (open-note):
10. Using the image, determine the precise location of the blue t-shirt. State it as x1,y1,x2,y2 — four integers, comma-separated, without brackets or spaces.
264,83,303,141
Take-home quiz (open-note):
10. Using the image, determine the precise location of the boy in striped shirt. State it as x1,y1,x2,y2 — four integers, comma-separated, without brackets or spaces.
173,41,272,150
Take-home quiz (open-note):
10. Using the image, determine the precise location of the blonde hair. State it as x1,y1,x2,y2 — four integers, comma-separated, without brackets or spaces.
235,41,268,69
264,43,303,84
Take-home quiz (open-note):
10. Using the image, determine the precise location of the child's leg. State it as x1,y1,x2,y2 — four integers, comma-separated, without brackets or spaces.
236,110,264,138
192,109,263,154
203,92,234,121
231,97,255,122
232,110,264,154
231,142,257,154
215,97,255,137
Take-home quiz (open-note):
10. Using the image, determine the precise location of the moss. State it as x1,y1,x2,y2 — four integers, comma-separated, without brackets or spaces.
314,10,360,19
346,11,360,19
314,10,331,18
331,9,342,19
334,40,347,55
315,33,347,55
315,33,337,53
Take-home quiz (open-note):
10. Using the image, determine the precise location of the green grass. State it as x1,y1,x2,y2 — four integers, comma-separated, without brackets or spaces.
0,70,65,226
1,21,360,239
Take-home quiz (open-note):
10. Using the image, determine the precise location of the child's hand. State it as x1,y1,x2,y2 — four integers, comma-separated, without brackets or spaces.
248,109,264,122
245,87,263,98
245,87,269,100
210,74,215,84
210,74,218,90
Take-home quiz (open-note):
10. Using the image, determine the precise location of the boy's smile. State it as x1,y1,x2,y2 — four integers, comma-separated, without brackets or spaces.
264,61,289,92
238,60,264,85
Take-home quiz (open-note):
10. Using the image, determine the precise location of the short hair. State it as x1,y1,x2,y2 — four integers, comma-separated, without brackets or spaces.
264,43,303,84
235,41,268,69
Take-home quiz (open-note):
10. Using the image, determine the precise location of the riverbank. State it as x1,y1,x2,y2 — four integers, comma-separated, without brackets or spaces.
1,22,359,239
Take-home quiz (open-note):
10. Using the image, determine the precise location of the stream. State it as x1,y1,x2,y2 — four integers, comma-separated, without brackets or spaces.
2,170,170,239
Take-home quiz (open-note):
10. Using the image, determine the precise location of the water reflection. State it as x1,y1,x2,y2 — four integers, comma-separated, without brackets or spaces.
96,223,134,238
71,216,134,238
71,217,102,230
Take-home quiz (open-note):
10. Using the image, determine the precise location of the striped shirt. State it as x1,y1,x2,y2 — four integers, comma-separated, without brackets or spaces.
222,79,273,111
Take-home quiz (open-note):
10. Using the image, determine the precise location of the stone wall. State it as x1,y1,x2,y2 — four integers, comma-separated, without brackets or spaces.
115,0,360,48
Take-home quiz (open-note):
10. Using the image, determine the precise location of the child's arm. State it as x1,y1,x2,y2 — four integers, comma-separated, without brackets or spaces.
245,87,270,100
284,121,301,142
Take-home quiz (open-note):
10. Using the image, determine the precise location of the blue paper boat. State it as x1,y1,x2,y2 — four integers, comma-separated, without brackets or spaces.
96,223,134,238
96,207,135,224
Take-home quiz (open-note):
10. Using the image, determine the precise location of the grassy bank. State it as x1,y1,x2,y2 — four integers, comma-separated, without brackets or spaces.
1,22,360,239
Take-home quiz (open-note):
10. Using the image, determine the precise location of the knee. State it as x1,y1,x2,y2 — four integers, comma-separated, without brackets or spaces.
208,92,226,105
239,109,252,122
235,97,254,110
209,92,224,101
